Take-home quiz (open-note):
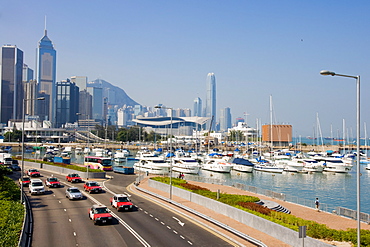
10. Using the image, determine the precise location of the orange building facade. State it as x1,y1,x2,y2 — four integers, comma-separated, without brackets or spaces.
262,124,292,146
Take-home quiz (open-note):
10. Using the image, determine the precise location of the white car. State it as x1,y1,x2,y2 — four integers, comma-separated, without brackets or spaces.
65,187,83,200
29,179,45,195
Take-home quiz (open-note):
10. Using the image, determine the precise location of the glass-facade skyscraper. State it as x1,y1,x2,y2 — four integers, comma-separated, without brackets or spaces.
55,79,79,127
36,28,56,124
193,97,202,117
0,45,24,123
220,107,232,131
205,72,216,129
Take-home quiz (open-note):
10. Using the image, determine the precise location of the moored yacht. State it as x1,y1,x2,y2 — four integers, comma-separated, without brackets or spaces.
202,154,232,173
230,157,254,173
133,156,170,174
319,158,353,173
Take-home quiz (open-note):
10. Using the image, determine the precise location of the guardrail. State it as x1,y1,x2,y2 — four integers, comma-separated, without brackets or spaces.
336,206,370,224
18,191,33,247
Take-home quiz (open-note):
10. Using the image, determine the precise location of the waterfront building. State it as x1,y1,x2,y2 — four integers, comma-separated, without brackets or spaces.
0,45,24,123
133,116,209,136
220,107,232,131
235,117,245,126
36,28,57,124
228,122,258,142
193,97,202,117
262,124,292,147
55,79,79,127
205,73,216,130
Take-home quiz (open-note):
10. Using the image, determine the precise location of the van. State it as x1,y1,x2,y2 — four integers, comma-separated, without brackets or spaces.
29,179,45,195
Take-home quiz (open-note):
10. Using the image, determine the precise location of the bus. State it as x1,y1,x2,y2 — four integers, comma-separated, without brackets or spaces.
84,156,113,171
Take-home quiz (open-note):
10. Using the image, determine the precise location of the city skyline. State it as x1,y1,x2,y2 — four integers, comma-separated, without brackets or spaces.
2,1,370,136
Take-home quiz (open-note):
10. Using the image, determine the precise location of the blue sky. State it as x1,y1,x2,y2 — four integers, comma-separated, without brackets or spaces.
2,1,370,137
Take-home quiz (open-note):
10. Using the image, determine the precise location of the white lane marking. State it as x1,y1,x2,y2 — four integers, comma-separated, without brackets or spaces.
149,214,153,217
167,226,171,230
187,241,193,245
73,232,76,237
172,217,185,226
161,222,165,225
69,219,72,222
180,235,185,240
64,209,67,211
155,218,159,221
173,230,178,234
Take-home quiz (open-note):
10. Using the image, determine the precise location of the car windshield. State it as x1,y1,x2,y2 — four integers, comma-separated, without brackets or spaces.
71,174,79,177
117,197,129,202
23,177,30,181
89,182,99,186
94,207,108,214
49,178,58,182
30,169,38,172
70,188,80,193
32,182,43,186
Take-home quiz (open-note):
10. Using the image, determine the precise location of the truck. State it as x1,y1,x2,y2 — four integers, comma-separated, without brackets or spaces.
113,166,135,174
0,152,12,165
53,156,71,164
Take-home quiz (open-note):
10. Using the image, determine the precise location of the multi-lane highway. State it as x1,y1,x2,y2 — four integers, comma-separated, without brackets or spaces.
20,167,237,247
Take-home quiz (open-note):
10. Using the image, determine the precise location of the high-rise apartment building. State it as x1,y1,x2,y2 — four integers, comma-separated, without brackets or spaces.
220,107,232,131
205,72,216,129
36,28,56,124
55,79,79,127
0,45,24,123
193,97,202,117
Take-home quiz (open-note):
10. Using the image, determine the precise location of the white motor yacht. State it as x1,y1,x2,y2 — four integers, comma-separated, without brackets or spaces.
133,156,170,175
202,155,232,173
320,158,353,173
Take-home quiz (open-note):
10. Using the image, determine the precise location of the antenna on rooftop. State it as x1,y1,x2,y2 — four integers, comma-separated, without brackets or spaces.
44,16,47,36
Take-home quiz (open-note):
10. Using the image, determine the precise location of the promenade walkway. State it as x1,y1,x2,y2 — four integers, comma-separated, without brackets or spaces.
133,176,368,247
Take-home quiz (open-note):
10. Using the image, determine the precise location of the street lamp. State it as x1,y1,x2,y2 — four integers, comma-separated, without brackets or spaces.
320,70,361,246
155,105,173,200
21,97,45,204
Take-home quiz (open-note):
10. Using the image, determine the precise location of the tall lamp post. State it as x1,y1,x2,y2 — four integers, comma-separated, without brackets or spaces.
21,97,45,203
155,105,173,200
320,70,361,246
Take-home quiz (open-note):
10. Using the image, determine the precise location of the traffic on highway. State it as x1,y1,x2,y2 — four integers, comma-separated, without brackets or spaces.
11,163,237,247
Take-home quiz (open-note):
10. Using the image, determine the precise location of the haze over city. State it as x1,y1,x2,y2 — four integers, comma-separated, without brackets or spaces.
2,1,370,137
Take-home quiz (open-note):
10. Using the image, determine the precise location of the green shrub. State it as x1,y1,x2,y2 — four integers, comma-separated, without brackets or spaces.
0,200,24,247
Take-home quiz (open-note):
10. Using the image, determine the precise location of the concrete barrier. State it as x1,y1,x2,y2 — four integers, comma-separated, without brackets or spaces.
149,179,333,247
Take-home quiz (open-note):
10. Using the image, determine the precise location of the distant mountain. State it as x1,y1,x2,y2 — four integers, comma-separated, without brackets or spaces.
88,79,140,107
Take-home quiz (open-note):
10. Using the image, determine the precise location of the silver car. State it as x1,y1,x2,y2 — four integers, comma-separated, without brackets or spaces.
65,187,83,200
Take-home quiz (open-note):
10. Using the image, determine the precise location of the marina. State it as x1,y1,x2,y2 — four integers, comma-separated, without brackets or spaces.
14,144,370,216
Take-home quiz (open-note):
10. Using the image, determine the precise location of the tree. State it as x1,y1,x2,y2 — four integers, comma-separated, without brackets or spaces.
4,126,23,142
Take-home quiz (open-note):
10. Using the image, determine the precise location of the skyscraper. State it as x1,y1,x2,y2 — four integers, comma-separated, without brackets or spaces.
0,45,24,123
193,97,202,117
205,73,216,129
36,28,56,124
220,107,232,131
55,79,79,127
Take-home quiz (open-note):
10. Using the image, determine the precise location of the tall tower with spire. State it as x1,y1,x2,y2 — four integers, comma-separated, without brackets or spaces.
205,72,216,130
36,24,56,125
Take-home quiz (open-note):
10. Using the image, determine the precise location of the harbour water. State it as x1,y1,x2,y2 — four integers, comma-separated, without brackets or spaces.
23,148,370,215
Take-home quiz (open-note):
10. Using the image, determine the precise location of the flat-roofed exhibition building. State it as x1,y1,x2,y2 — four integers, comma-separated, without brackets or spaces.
133,116,209,136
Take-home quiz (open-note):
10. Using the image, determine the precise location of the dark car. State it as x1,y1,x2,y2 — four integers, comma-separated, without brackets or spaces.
10,163,21,171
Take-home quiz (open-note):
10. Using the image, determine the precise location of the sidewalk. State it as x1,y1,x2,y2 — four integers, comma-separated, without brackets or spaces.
133,177,366,247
